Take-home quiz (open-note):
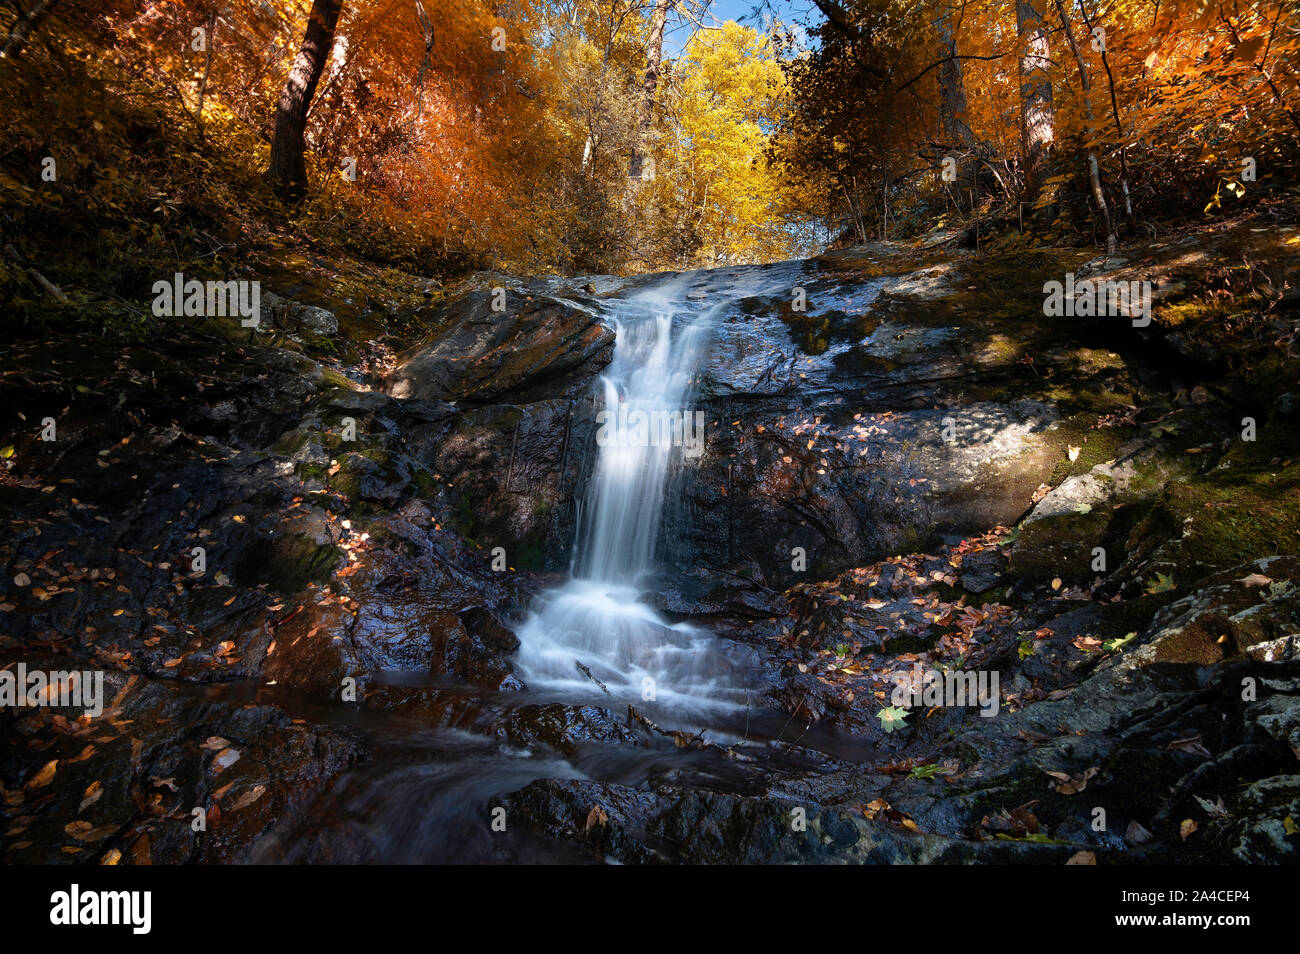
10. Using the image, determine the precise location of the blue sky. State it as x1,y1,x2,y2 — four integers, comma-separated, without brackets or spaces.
662,0,821,56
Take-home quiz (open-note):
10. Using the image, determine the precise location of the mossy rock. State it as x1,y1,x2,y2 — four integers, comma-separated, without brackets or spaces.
1130,457,1300,575
1009,508,1113,584
235,525,339,593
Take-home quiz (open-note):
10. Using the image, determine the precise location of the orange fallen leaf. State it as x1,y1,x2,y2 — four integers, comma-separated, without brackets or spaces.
27,760,57,790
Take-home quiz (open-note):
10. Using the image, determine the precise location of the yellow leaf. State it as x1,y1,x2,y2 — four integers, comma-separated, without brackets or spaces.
27,759,58,790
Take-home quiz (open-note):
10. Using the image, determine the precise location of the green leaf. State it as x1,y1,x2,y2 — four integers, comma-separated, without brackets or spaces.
876,706,910,733
908,762,950,780
0,446,13,459
1102,631,1138,653
1145,572,1176,595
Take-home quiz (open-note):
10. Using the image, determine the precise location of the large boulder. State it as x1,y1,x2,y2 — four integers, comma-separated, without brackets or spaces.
385,289,614,405
655,250,1153,587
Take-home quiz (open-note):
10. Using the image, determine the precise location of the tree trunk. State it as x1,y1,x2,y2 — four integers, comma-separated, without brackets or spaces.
195,10,218,143
266,0,343,200
935,6,974,149
1016,0,1055,222
1076,0,1134,225
412,0,435,125
1052,0,1116,252
629,0,671,181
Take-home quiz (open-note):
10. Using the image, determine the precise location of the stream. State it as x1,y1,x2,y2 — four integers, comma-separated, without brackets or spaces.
6,227,1296,865
248,266,876,862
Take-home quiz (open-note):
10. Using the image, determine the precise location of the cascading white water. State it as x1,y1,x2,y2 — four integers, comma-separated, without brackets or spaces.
514,281,742,712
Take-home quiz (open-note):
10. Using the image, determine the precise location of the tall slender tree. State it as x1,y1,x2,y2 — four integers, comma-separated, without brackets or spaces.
935,2,974,150
629,0,672,181
266,0,344,200
1016,0,1055,220
1052,0,1115,251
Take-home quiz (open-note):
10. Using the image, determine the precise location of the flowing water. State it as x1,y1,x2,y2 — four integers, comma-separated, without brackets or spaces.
514,279,749,714
247,264,877,862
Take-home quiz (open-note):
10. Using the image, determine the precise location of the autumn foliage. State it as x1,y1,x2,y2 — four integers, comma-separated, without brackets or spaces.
1,0,1298,310
776,0,1300,244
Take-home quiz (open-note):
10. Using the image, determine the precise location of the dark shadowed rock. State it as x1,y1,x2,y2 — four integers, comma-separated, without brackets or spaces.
385,289,614,405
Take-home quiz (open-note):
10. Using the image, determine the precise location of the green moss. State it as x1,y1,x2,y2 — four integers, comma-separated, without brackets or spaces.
272,428,343,458
1151,622,1226,664
1157,297,1243,328
319,366,362,392
412,466,438,498
953,764,1079,832
1160,463,1300,568
331,467,362,500
297,461,329,484
236,530,339,592
1099,748,1188,819
515,543,545,571
1091,591,1179,639
1126,441,1300,576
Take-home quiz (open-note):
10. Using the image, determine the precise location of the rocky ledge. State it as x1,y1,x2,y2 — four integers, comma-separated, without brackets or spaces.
2,221,1297,863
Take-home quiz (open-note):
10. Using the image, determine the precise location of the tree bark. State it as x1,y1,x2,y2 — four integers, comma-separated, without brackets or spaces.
1052,0,1116,252
1016,0,1055,221
412,0,435,125
629,0,671,181
935,5,975,149
1077,0,1134,224
195,10,218,143
265,0,343,200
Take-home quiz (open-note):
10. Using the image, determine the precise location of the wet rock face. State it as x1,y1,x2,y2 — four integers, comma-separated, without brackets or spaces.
376,288,614,571
0,664,365,865
3,225,1298,865
500,777,1077,864
385,289,614,405
0,328,536,863
651,254,1147,588
489,552,1300,865
427,395,598,571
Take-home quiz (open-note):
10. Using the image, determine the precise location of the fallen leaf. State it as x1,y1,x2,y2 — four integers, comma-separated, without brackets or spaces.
1193,794,1228,816
26,760,57,790
229,784,266,812
876,705,910,733
1045,766,1099,795
211,747,240,772
79,781,103,812
1125,819,1154,845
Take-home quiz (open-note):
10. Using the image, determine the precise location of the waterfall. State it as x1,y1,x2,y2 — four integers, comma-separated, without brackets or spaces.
514,280,741,711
